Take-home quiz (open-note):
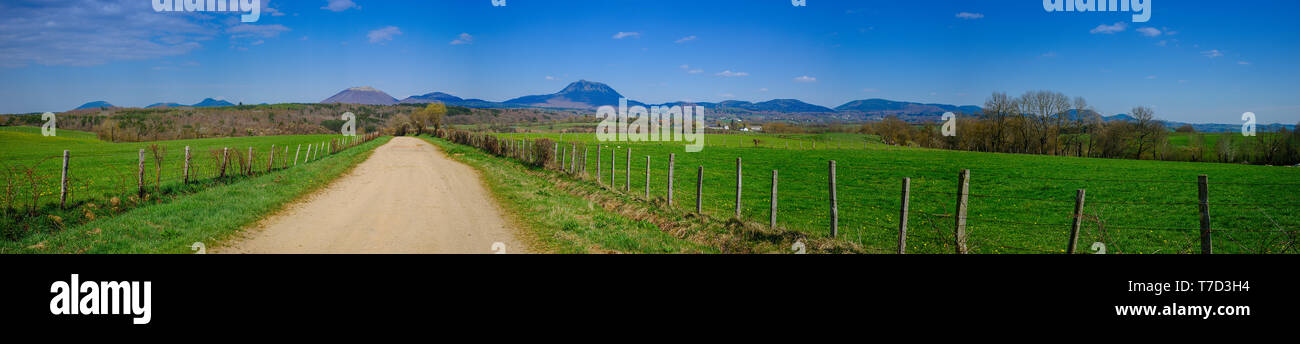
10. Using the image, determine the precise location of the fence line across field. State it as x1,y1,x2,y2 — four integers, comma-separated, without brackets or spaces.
1,133,381,212
464,133,1299,254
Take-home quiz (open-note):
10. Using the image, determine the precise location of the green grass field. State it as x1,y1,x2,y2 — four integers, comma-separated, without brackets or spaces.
0,126,381,250
493,132,1300,254
1,126,354,210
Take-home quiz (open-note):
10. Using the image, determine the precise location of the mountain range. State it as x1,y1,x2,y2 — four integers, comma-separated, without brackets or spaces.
66,80,1294,131
145,98,236,108
359,80,965,117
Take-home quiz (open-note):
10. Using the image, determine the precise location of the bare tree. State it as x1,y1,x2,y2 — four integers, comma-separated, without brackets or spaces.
1130,106,1165,159
1018,90,1071,154
982,92,1016,152
1065,96,1091,156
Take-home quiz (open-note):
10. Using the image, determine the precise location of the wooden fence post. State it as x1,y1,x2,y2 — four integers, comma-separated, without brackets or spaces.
644,156,651,199
954,169,970,254
553,142,559,167
829,160,838,238
597,145,603,183
246,147,253,175
569,143,577,174
611,147,616,187
1067,189,1086,254
183,146,191,184
137,148,145,198
220,147,229,178
696,166,704,214
667,154,676,206
283,146,289,169
1198,175,1212,254
268,145,275,172
60,150,69,208
899,178,910,254
625,148,631,191
582,145,589,176
770,170,778,230
735,157,743,218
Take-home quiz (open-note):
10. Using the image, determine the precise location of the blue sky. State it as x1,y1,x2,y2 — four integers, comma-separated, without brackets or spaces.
0,0,1297,124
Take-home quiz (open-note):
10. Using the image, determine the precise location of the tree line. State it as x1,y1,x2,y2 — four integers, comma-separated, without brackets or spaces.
860,91,1300,165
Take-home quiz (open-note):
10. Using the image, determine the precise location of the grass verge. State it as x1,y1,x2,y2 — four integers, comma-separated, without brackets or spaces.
423,136,864,254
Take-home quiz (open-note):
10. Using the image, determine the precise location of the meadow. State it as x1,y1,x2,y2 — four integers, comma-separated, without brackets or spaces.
0,126,380,248
1,126,354,209
493,132,1300,254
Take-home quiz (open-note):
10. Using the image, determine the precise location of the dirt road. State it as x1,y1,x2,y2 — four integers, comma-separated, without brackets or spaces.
218,137,525,254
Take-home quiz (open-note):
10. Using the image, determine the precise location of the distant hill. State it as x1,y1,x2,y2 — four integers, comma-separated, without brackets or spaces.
321,86,398,105
144,98,234,108
401,91,537,109
399,92,464,104
74,101,114,110
505,80,646,110
835,98,981,115
708,99,835,113
191,98,235,107
1105,113,1136,122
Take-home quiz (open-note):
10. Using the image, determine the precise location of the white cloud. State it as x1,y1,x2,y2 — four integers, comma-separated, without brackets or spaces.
675,35,697,43
1090,22,1128,34
1136,27,1162,37
793,75,817,83
368,26,402,43
612,32,640,39
0,0,213,67
955,12,984,19
1201,49,1223,58
322,0,360,12
545,76,555,80
715,70,749,77
450,33,474,45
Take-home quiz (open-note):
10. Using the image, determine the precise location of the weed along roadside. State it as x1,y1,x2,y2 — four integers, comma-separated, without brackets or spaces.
424,132,864,254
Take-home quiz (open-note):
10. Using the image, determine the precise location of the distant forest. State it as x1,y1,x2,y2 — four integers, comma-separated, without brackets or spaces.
0,103,585,143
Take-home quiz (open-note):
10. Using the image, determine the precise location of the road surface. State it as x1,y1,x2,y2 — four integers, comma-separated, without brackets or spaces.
218,136,524,254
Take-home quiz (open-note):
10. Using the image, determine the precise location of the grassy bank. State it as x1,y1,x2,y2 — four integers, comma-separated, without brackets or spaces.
1,136,390,253
422,136,722,253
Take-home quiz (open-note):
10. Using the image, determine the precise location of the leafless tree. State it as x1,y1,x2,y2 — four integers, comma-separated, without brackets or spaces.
1017,90,1070,154
1130,106,1165,159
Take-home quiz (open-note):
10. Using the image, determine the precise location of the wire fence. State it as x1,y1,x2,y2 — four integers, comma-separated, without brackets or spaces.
0,133,381,223
461,131,1299,254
